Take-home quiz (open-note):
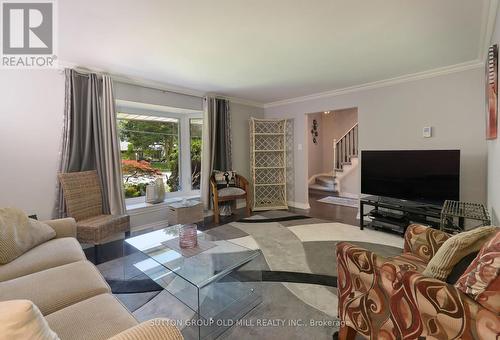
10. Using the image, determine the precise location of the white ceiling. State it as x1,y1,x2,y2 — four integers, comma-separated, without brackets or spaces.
59,0,492,105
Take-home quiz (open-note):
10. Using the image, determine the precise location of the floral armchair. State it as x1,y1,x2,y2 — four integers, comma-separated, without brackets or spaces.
336,224,500,340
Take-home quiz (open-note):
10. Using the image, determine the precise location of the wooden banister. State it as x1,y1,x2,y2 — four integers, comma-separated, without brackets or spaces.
333,123,358,174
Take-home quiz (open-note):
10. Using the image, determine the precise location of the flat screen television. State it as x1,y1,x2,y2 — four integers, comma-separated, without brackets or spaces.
361,150,460,205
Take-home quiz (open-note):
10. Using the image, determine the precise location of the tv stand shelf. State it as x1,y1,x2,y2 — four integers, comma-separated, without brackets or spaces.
359,195,442,233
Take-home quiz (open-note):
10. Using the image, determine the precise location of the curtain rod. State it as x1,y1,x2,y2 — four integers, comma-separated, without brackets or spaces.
61,64,246,105
64,64,205,100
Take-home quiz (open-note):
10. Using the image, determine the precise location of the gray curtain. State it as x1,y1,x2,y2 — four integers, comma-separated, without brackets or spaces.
54,69,126,218
201,97,232,209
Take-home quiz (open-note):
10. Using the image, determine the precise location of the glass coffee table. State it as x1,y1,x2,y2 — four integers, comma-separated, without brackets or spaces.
125,225,262,340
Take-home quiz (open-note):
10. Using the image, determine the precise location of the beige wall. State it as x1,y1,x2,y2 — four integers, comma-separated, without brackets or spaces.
307,112,323,178
488,3,500,224
0,69,65,219
265,67,487,208
230,102,265,180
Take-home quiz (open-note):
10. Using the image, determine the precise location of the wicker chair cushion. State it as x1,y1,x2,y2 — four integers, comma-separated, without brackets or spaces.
218,187,246,197
76,215,130,244
59,171,103,221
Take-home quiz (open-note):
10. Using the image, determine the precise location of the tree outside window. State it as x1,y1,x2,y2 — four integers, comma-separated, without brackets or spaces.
117,113,203,199
118,116,179,198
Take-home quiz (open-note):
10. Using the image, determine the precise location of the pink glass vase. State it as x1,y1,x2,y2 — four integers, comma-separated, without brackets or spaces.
179,224,198,249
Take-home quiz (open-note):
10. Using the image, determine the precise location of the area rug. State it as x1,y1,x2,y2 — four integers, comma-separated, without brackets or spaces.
317,196,359,208
98,211,403,340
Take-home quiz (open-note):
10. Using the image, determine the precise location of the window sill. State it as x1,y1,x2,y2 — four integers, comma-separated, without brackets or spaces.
126,194,201,215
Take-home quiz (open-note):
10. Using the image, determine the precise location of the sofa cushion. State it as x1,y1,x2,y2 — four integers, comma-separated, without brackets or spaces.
455,230,500,313
0,260,110,315
390,252,428,273
0,300,59,340
43,218,77,239
0,207,56,264
403,224,451,262
46,294,138,340
109,319,183,340
0,237,85,282
422,226,498,281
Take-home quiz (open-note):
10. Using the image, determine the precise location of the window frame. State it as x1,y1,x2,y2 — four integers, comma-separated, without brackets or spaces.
117,103,203,206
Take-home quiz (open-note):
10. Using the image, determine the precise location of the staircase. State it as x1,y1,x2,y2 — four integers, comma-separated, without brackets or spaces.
309,123,359,194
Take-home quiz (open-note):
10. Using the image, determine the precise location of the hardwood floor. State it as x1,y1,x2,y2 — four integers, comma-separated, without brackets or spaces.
293,191,358,225
202,191,358,228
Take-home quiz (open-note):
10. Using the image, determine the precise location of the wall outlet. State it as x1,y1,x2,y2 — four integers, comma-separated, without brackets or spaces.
298,143,303,151
423,127,432,138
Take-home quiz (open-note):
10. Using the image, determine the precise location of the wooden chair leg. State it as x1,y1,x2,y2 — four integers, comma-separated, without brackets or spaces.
213,197,220,224
338,325,356,340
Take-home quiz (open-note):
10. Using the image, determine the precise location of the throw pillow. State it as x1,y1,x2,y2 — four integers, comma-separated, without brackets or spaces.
0,207,56,264
455,230,500,313
422,226,497,281
0,300,59,340
214,170,237,189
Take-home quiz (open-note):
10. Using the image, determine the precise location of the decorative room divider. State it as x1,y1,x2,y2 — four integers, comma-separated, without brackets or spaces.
250,118,288,211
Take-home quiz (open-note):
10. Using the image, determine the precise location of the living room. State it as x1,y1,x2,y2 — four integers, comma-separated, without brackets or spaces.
0,1,499,339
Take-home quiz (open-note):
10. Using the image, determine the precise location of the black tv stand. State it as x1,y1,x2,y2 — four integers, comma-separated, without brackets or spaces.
359,195,442,234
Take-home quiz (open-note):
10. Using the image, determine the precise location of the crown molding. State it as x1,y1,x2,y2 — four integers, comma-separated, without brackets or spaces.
58,60,206,98
263,60,484,109
58,60,266,108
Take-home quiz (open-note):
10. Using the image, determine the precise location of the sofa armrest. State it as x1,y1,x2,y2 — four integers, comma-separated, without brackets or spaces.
108,319,183,340
336,242,418,330
42,218,77,239
403,224,451,262
391,270,500,339
336,242,500,339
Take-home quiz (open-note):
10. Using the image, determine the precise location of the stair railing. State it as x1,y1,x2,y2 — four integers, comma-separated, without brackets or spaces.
333,123,358,175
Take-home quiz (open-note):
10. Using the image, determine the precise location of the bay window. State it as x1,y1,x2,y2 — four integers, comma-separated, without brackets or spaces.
117,107,202,204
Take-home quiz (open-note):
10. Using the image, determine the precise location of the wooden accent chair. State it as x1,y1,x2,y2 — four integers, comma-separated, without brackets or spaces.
210,173,251,224
58,170,130,262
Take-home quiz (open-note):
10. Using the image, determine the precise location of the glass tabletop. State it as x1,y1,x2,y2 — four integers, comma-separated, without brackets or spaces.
125,225,260,288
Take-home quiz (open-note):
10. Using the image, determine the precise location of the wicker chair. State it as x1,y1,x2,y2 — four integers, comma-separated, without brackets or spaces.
58,170,130,262
210,173,251,224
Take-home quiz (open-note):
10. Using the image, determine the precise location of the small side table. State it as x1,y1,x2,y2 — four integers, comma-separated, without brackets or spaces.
167,200,203,225
440,200,491,234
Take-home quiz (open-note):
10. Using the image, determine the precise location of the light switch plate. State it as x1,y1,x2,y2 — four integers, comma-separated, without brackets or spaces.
298,143,303,151
423,127,432,138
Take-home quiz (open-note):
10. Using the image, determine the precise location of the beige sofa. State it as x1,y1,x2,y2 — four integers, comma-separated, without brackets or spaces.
0,218,182,340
